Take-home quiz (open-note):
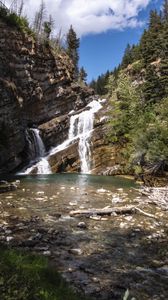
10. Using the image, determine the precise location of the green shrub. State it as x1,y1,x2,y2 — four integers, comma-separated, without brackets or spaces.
0,246,89,300
131,60,143,73
0,7,8,18
0,8,33,35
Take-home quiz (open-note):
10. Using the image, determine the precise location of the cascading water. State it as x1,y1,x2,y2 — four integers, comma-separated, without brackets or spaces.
68,100,102,173
23,100,102,175
23,129,51,175
29,128,45,157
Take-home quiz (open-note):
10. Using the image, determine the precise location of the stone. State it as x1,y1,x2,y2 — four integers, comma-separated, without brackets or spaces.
77,222,87,229
43,250,51,256
69,248,83,255
6,236,14,242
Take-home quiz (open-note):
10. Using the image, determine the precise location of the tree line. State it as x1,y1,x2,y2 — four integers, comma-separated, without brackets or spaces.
104,0,168,176
0,0,87,83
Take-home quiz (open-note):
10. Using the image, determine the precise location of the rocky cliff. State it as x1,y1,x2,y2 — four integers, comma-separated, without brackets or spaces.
0,19,94,174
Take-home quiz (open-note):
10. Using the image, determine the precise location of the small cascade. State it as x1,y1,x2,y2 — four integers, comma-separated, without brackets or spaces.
36,158,52,174
29,128,45,157
22,100,101,175
27,128,45,159
22,129,51,175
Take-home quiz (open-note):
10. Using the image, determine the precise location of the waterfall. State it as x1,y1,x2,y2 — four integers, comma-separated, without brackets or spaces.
29,128,45,157
22,129,51,175
67,100,102,173
22,100,101,175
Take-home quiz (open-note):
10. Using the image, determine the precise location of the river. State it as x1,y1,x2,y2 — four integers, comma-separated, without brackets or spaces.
0,174,167,299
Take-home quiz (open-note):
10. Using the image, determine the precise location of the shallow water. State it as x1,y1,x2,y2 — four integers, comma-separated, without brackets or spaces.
0,174,167,299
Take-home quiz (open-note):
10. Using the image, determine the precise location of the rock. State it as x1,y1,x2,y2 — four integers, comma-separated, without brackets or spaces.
6,236,14,242
90,215,102,220
0,181,18,193
0,20,94,174
20,239,38,247
69,248,83,255
43,250,51,256
77,222,87,229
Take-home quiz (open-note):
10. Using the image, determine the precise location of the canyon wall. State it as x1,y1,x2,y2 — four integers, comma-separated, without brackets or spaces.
0,20,94,174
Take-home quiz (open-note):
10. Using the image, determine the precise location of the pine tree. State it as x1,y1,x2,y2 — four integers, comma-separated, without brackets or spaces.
163,0,168,22
143,65,164,104
121,44,132,67
43,15,54,40
79,67,87,83
89,79,97,91
66,25,80,79
140,10,162,65
131,44,141,62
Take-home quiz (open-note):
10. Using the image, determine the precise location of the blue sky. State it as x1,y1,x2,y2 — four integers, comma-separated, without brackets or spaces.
79,0,162,82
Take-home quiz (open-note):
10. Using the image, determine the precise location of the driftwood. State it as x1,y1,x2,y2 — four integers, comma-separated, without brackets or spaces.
134,207,157,219
70,205,156,219
70,205,135,216
139,186,168,210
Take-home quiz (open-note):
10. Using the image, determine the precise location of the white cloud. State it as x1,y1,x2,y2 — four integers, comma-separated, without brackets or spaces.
5,0,151,37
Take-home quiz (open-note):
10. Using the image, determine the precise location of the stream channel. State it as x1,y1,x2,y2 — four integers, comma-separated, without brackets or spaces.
0,174,168,299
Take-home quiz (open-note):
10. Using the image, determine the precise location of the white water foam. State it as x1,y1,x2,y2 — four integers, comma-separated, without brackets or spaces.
23,100,102,174
22,129,51,175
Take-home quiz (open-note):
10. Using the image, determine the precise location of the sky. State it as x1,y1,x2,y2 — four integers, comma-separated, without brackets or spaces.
5,0,163,81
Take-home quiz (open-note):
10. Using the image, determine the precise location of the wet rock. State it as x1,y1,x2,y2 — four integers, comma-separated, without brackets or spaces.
90,215,101,221
43,250,51,256
6,236,14,242
0,182,18,193
69,248,83,255
77,222,87,229
0,180,8,185
20,239,38,247
34,245,49,251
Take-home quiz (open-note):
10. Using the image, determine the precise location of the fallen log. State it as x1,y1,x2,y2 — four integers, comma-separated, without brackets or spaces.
134,207,157,219
70,205,157,219
70,205,136,216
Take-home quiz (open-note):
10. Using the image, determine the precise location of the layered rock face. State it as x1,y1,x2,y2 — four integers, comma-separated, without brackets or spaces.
0,20,94,174
0,79,25,173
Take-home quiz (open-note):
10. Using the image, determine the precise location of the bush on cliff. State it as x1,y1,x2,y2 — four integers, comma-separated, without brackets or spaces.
0,7,32,35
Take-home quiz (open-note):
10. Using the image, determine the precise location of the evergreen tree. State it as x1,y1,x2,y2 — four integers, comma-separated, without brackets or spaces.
89,79,97,91
131,44,141,62
140,10,162,65
79,67,87,83
121,44,132,67
66,25,80,79
143,64,163,104
163,0,168,22
159,2,168,96
43,15,54,40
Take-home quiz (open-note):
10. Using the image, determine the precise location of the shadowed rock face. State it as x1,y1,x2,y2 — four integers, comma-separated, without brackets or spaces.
0,79,25,173
0,20,94,174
